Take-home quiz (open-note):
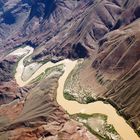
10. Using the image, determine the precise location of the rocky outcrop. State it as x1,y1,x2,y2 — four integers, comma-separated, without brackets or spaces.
93,19,140,72
112,0,140,30
92,19,140,134
0,0,140,62
0,58,16,82
0,57,24,105
0,0,140,139
0,68,98,140
0,81,21,105
0,0,124,61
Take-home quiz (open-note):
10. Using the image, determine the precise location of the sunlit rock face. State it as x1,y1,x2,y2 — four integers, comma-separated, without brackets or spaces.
0,0,124,60
0,0,140,139
91,19,140,133
0,0,138,49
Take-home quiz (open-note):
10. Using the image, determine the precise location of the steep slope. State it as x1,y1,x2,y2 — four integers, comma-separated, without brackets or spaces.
92,19,140,135
0,0,140,139
0,56,24,105
59,5,140,135
0,66,98,140
0,0,124,60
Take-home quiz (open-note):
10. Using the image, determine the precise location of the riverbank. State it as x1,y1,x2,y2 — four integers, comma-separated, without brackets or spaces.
14,46,140,140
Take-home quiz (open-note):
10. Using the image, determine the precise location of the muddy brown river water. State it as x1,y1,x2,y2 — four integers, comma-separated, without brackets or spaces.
13,46,140,140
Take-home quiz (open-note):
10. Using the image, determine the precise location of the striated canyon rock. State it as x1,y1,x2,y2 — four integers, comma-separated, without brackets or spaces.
0,0,140,139
0,68,98,140
92,19,140,134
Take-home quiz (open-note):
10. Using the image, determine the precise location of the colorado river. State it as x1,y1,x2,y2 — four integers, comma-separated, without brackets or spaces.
14,46,139,140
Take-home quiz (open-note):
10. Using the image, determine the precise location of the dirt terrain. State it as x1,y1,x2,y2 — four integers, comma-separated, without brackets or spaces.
0,64,98,140
0,0,139,139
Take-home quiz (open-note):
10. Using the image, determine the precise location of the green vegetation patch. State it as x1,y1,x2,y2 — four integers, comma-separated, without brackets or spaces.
30,64,64,84
64,91,75,100
64,60,94,103
72,113,122,140
45,64,64,75
85,96,96,103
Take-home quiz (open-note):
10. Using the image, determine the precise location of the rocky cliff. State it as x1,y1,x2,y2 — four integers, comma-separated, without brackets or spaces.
0,0,139,139
0,65,98,140
92,19,140,134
